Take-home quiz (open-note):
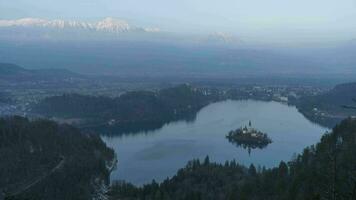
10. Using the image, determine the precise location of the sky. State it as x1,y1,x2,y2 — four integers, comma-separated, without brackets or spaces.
1,0,356,43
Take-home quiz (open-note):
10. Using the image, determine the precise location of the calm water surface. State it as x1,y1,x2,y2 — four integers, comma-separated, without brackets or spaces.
102,100,328,185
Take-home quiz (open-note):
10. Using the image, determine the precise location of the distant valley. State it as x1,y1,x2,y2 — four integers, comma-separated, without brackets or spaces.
1,40,356,83
1,62,355,130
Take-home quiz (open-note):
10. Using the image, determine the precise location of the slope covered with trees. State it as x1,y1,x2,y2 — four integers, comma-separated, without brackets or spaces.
0,116,115,200
32,85,218,133
297,82,356,127
109,118,356,200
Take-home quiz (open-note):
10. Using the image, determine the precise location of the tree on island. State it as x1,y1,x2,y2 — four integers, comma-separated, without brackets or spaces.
226,123,272,155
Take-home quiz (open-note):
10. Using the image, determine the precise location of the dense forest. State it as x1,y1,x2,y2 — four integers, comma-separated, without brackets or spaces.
0,116,115,200
297,82,356,127
32,85,218,132
108,118,356,200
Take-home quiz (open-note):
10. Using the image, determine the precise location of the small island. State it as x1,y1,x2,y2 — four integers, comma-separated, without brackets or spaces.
226,121,272,154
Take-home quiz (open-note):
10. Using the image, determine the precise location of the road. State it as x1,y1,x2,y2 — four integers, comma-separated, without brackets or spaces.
4,156,66,198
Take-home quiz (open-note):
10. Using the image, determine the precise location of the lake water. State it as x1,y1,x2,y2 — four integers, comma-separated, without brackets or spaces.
102,100,329,185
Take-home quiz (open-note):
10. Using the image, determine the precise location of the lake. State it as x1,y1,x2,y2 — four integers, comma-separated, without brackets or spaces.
102,100,329,185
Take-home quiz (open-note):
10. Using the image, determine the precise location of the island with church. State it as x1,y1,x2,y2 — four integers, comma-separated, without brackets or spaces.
226,121,272,152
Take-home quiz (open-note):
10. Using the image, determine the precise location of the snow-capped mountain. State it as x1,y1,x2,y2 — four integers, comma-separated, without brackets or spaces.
95,17,130,32
0,17,159,33
0,17,239,45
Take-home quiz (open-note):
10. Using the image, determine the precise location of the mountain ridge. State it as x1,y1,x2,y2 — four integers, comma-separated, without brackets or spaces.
0,17,159,34
0,63,82,82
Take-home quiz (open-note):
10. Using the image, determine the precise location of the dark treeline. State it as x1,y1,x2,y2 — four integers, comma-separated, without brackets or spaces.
0,116,115,200
32,85,218,133
108,118,356,200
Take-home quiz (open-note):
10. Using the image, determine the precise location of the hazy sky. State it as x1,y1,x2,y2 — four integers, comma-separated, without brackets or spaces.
1,0,356,43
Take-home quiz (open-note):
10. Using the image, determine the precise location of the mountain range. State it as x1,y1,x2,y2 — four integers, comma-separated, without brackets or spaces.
0,17,159,34
0,17,242,45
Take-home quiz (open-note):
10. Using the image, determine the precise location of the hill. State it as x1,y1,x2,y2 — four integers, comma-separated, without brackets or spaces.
31,85,219,133
0,116,115,200
0,63,82,83
297,82,356,127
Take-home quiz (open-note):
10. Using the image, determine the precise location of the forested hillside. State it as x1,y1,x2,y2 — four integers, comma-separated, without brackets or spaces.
297,82,356,127
32,85,217,132
109,118,356,200
0,116,115,200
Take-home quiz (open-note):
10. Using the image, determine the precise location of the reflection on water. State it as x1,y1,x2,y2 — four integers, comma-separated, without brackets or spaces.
92,113,197,136
102,100,329,185
226,126,273,155
227,139,269,156
134,140,197,160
